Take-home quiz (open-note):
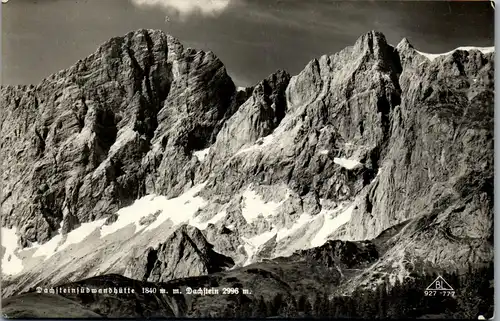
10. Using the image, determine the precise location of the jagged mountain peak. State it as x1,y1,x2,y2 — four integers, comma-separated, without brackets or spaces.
95,28,177,53
396,37,414,51
353,30,389,51
0,28,238,246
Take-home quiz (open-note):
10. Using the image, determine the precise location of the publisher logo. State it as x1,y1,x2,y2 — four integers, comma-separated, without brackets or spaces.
424,276,455,297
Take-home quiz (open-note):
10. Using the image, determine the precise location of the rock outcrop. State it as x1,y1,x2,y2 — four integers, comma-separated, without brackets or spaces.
124,225,234,282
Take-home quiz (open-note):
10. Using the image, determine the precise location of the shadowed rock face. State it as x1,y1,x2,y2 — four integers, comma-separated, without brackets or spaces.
0,29,494,298
200,70,291,170
124,225,234,282
344,38,494,242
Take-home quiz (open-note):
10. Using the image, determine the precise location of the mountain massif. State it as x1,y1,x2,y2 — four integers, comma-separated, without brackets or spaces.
0,29,494,318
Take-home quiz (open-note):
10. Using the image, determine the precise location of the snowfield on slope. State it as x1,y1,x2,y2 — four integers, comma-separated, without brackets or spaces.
15,183,208,263
241,230,277,265
334,157,363,170
33,219,107,260
416,46,494,61
310,203,355,248
235,198,356,264
193,147,211,162
1,228,24,276
1,182,355,281
241,187,287,223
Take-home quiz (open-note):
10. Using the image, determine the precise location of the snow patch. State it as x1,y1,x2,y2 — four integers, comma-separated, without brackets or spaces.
193,147,210,162
1,228,24,275
59,220,107,252
241,230,277,265
109,128,137,156
190,210,227,230
30,183,208,260
33,219,107,260
235,133,277,156
142,183,208,232
241,188,283,224
32,235,62,259
334,157,362,170
416,46,495,61
319,150,329,155
237,86,246,92
277,213,314,241
242,242,254,266
99,196,160,237
310,203,355,248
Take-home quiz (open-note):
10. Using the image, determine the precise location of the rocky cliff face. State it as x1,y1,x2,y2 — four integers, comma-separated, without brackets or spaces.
201,32,400,204
1,29,241,246
0,29,494,299
336,39,494,288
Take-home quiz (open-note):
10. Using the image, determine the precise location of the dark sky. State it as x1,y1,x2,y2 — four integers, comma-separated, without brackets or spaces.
1,0,495,87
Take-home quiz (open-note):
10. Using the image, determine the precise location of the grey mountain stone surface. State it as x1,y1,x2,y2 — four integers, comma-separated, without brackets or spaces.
0,29,493,296
200,70,291,171
1,29,242,246
336,38,494,272
200,31,401,206
203,223,246,264
124,225,234,282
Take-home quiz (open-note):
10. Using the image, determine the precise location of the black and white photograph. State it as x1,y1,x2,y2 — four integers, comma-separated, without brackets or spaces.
0,0,495,319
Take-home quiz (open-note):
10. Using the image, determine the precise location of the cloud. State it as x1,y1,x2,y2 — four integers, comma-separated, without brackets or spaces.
130,0,232,18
